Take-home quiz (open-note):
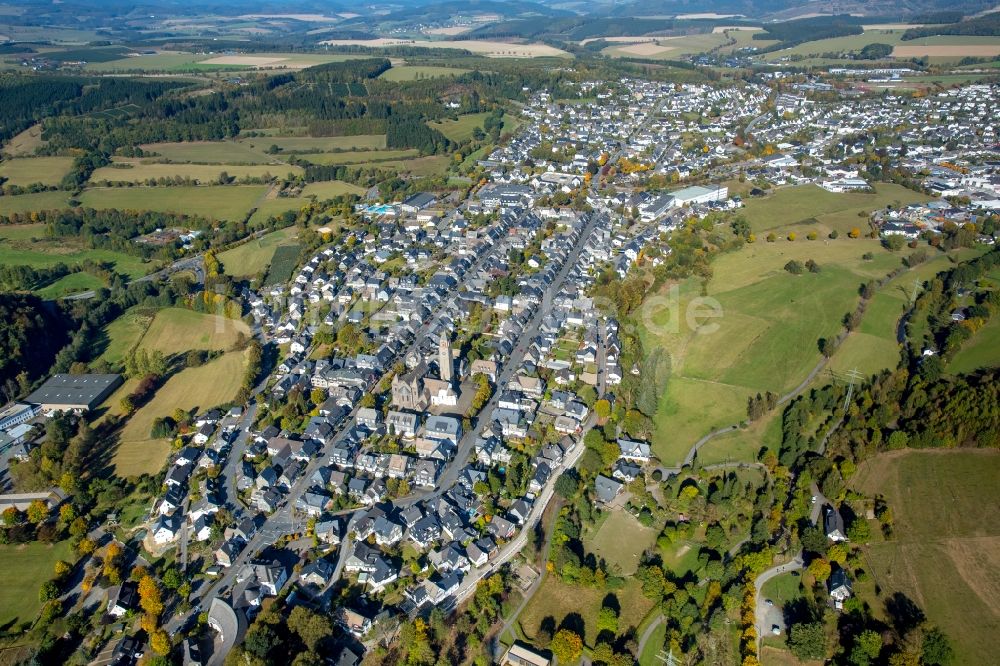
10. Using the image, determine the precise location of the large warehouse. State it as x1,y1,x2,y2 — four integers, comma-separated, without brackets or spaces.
26,374,123,413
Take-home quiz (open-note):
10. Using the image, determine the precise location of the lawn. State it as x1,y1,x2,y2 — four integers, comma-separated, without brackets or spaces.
0,540,74,629
761,571,804,607
0,156,75,186
379,65,470,81
0,191,71,215
79,185,268,221
137,307,250,356
91,159,301,184
738,184,931,234
650,376,750,465
218,226,300,278
584,509,658,575
427,112,492,143
638,620,667,665
517,576,656,648
850,449,1000,666
239,135,386,152
113,350,248,477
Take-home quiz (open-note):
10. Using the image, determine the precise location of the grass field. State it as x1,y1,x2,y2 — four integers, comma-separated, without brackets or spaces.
79,185,268,221
218,226,300,278
113,350,248,477
97,307,157,365
138,308,249,356
140,141,275,164
0,191,71,215
301,180,366,198
759,30,1000,64
379,65,470,81
1,124,46,156
738,184,931,235
239,135,385,152
639,186,935,465
584,509,658,575
604,33,732,59
947,315,1000,374
91,159,301,184
0,224,150,278
0,540,73,628
85,51,367,72
850,449,1000,665
428,112,492,143
319,38,571,58
296,149,420,165
0,156,74,186
518,576,656,648
36,272,105,299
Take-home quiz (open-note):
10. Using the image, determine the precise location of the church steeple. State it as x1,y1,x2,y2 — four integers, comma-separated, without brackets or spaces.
439,334,453,383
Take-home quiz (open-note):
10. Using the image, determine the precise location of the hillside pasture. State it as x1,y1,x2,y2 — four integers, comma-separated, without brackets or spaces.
78,185,268,221
96,307,157,365
239,135,386,152
379,65,470,81
427,112,492,143
296,149,420,165
137,307,250,356
0,191,71,215
91,159,302,184
0,224,149,278
0,156,75,186
140,141,275,164
850,449,1000,666
113,350,248,477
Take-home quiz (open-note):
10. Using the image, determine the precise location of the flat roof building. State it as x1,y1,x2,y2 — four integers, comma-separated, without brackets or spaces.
0,402,37,431
26,374,123,413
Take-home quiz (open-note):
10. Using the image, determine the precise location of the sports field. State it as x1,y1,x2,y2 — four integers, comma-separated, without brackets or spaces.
0,540,74,629
79,185,268,221
218,226,300,277
137,307,250,356
379,65,470,81
851,449,1000,665
113,350,248,477
0,156,75,186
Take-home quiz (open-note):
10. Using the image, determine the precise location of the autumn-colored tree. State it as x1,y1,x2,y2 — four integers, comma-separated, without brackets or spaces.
59,503,76,524
150,629,171,656
594,399,611,421
787,232,797,242
551,628,583,664
76,536,96,556
849,227,861,238
27,499,49,524
54,560,72,579
2,507,21,526
808,558,832,582
139,574,164,617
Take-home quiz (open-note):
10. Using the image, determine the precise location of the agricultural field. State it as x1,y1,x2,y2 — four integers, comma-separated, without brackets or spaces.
738,183,931,235
84,51,367,72
218,226,300,278
137,307,250,356
0,540,74,629
239,135,386,152
759,30,1000,64
0,223,150,278
0,156,75,186
297,149,420,165
583,509,659,575
113,350,248,477
379,65,470,81
265,244,303,285
850,449,1000,665
604,33,732,59
1,123,46,156
301,180,366,198
79,185,268,221
90,159,302,184
517,576,656,648
0,191,71,215
319,38,571,58
140,141,276,164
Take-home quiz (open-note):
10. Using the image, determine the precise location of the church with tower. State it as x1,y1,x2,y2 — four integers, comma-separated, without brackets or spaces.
391,334,459,412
